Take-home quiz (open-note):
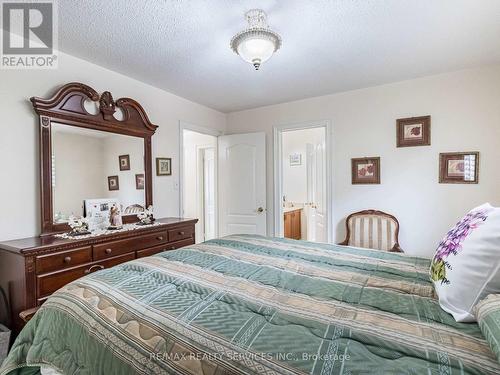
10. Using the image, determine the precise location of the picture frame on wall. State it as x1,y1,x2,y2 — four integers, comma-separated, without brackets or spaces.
119,154,130,171
135,174,145,190
289,153,302,166
439,152,479,184
108,175,119,191
352,157,381,184
156,157,172,176
396,116,431,147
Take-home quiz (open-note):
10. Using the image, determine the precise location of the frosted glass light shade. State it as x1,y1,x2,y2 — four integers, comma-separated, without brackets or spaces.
237,37,275,65
230,9,282,70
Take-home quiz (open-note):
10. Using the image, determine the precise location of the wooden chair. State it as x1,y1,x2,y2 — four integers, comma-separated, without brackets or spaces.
338,210,403,252
123,204,144,215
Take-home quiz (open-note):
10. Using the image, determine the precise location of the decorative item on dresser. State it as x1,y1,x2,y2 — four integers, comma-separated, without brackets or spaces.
0,217,197,334
284,208,302,240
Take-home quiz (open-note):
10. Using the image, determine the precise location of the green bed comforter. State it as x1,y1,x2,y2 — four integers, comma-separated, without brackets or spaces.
1,235,499,374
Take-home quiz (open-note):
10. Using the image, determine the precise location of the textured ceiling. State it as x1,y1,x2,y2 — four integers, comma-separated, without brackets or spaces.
58,0,500,112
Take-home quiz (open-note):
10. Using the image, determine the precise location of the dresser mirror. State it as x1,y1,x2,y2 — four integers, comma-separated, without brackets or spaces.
31,82,158,235
51,123,146,225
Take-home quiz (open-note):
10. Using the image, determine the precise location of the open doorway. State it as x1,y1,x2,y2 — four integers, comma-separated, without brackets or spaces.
181,128,217,243
274,121,332,243
181,124,267,242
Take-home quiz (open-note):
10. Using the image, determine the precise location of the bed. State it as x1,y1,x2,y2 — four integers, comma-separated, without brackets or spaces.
1,235,499,375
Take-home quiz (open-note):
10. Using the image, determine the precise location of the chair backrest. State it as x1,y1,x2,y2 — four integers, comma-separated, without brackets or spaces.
124,204,144,215
339,210,403,252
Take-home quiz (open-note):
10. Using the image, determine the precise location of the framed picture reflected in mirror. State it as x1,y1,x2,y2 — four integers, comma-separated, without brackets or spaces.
108,175,119,190
119,154,130,171
136,174,145,189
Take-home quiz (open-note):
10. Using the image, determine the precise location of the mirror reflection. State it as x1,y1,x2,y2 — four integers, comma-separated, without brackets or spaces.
51,123,145,225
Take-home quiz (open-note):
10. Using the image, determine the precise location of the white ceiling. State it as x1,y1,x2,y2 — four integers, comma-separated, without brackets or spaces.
59,0,500,113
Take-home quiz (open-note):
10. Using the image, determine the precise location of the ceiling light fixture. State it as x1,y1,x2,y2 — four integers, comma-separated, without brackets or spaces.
230,9,282,70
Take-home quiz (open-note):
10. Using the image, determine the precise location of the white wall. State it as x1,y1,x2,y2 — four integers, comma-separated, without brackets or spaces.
52,129,106,218
226,65,500,257
0,51,225,241
282,127,325,204
102,134,145,210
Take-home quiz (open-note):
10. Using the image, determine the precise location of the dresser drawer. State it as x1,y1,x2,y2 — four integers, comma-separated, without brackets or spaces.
93,230,168,260
36,246,92,274
167,225,194,242
166,237,195,251
136,238,195,258
37,253,135,298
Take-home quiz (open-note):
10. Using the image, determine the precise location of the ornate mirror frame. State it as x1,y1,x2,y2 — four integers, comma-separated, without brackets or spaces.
31,82,158,236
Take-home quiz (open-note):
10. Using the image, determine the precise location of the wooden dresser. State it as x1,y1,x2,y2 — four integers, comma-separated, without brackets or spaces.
0,217,197,333
284,208,302,240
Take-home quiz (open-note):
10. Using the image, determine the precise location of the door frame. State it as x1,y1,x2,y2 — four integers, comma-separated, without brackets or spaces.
201,147,216,241
273,120,333,243
179,121,221,239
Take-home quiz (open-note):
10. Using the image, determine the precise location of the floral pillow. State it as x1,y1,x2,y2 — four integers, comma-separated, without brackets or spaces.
431,203,500,322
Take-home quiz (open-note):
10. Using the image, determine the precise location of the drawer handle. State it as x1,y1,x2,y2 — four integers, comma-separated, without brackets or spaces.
105,248,112,254
179,231,185,235
156,236,164,241
84,265,105,274
63,256,72,263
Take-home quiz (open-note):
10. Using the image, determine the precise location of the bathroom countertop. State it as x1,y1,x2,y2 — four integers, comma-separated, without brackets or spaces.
283,206,303,213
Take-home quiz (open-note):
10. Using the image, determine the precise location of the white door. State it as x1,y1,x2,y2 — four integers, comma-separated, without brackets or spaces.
203,148,216,240
218,132,266,236
314,141,326,242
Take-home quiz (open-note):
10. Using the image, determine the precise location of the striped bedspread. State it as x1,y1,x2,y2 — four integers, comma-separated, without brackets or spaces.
2,235,499,374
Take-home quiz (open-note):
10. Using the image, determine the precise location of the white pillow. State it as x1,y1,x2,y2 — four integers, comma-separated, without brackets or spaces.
431,203,500,322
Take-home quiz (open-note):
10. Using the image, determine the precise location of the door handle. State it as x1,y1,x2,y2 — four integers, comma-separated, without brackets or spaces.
257,207,264,213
